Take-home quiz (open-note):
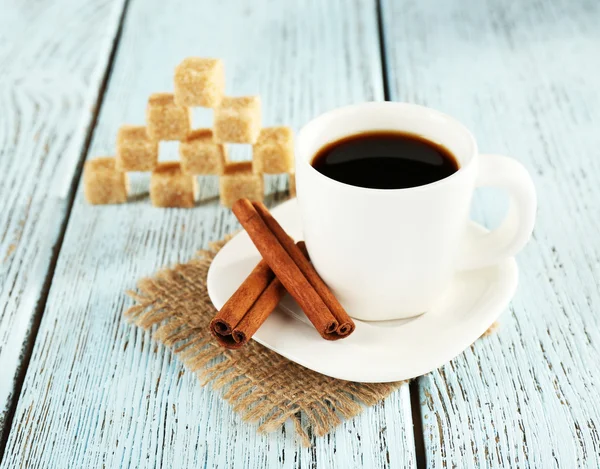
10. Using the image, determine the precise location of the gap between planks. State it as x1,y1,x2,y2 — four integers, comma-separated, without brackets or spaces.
375,0,391,102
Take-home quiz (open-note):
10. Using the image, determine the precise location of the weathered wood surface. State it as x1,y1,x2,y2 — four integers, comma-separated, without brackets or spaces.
381,0,600,466
0,0,417,467
0,0,126,446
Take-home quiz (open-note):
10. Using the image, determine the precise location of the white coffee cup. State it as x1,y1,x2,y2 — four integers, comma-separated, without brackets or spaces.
295,102,536,321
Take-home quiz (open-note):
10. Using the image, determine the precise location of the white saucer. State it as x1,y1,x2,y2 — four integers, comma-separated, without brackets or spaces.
207,199,518,383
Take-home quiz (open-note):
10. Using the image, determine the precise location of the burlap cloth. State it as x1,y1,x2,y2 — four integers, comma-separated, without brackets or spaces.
124,235,497,446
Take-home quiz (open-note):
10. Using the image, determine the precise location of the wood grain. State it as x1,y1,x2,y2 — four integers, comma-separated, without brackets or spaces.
0,0,126,447
0,0,417,467
381,0,600,466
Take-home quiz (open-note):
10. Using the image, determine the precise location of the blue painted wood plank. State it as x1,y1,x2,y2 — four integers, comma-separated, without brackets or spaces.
0,0,417,467
381,0,600,466
0,0,126,445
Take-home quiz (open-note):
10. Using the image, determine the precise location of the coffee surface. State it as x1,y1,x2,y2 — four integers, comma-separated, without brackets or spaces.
311,131,459,189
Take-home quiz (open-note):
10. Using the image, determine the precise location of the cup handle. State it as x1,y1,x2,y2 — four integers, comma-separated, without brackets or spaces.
458,153,537,270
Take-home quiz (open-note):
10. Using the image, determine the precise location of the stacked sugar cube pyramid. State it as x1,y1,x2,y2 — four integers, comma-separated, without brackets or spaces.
84,57,296,208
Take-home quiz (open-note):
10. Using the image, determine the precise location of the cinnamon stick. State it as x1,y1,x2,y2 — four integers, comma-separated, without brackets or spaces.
210,242,303,348
210,258,274,346
232,199,340,340
253,202,356,337
231,277,286,345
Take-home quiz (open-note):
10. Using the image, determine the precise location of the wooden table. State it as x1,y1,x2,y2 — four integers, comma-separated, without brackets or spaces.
1,0,599,467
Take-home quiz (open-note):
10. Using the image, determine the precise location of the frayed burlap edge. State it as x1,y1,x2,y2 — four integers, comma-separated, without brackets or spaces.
124,235,497,446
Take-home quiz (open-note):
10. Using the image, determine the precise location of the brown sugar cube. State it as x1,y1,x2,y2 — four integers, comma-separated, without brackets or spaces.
289,172,296,198
174,57,225,108
252,127,294,174
213,96,261,144
146,93,191,141
150,162,198,208
116,125,158,171
219,161,264,208
83,157,128,205
179,129,227,175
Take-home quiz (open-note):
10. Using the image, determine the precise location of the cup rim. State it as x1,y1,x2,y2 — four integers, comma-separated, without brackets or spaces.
296,102,479,194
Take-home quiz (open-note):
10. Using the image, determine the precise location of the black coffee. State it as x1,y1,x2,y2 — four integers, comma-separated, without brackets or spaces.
311,131,459,189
